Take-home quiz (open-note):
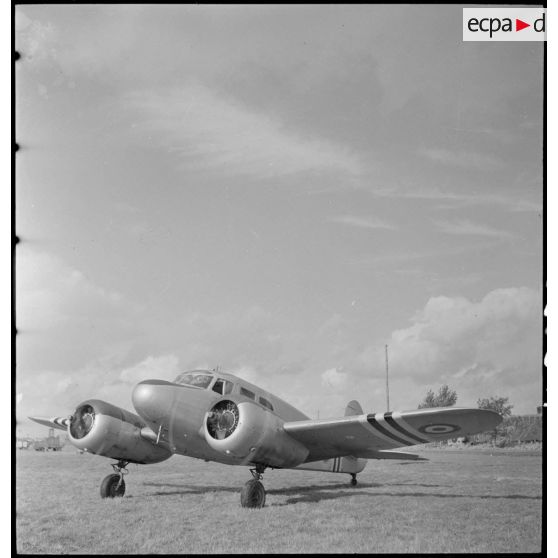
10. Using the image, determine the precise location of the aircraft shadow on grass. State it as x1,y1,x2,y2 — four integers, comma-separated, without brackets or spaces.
138,481,541,506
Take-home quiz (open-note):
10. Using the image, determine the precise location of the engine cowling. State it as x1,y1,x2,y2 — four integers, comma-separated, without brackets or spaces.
204,397,309,468
68,399,172,464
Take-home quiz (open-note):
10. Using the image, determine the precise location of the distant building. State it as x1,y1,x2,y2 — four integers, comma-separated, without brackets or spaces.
31,428,63,451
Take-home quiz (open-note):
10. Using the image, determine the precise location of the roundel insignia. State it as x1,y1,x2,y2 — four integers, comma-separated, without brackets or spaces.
419,423,461,434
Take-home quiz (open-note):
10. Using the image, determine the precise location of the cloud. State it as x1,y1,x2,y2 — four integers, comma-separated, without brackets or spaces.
329,214,395,230
346,241,501,272
379,187,541,213
120,354,180,383
17,354,180,422
434,219,514,240
15,10,57,62
16,247,124,332
16,6,144,78
421,147,503,171
233,365,260,385
124,83,361,180
321,367,348,390
379,287,541,412
16,247,140,376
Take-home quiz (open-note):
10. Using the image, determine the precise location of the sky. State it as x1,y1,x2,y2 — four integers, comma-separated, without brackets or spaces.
14,5,544,437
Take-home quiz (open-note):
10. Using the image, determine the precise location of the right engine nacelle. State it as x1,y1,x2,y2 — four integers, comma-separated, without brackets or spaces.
68,399,172,464
204,397,309,468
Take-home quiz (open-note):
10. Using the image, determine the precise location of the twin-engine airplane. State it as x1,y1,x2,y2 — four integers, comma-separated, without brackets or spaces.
30,369,502,508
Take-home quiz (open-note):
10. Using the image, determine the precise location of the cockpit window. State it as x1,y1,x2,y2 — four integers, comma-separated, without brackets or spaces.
174,372,213,389
212,379,234,395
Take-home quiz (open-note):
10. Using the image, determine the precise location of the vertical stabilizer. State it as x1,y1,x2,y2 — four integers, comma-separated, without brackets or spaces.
345,400,364,416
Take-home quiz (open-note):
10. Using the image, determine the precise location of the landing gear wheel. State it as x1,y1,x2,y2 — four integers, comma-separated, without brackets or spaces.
241,479,266,508
350,474,357,486
100,473,126,498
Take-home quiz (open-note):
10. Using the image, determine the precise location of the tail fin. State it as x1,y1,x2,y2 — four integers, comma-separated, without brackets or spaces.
344,400,363,416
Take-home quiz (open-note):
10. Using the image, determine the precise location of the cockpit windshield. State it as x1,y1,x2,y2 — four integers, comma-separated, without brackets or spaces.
174,371,214,389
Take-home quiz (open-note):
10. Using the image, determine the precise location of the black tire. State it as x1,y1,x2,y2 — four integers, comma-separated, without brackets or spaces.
100,474,126,498
240,479,266,508
350,476,357,486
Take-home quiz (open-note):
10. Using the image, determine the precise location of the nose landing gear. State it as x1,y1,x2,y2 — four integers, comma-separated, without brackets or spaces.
241,464,267,508
100,460,129,498
350,473,358,486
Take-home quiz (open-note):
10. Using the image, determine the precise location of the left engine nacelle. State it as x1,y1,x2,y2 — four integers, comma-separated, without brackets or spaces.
68,399,172,464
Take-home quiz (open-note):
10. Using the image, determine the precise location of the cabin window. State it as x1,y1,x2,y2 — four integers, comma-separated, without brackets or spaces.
259,397,274,411
240,387,255,400
212,379,233,395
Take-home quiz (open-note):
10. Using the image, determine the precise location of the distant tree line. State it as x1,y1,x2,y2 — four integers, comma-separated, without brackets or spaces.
415,387,542,446
417,385,457,408
477,396,513,417
418,386,513,416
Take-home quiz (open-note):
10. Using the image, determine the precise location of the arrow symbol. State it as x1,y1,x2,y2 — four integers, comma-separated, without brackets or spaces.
516,19,530,32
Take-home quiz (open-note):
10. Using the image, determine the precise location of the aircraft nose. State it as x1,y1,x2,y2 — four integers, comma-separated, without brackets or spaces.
132,380,174,422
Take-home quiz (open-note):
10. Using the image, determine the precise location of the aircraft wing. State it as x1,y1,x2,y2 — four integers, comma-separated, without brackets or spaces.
28,416,70,431
283,407,501,461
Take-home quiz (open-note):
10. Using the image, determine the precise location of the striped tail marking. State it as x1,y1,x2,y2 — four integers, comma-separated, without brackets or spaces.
53,417,70,429
331,457,342,473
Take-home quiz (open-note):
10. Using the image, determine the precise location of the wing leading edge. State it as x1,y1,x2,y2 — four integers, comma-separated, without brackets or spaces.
283,407,502,462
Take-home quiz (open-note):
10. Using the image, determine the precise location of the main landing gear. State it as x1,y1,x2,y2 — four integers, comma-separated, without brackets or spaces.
350,473,358,486
100,460,129,498
241,464,267,508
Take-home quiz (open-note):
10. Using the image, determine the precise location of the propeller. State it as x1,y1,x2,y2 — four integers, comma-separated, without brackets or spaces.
207,401,240,440
69,404,95,439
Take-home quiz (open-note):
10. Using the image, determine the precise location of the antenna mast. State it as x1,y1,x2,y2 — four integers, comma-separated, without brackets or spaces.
385,344,390,411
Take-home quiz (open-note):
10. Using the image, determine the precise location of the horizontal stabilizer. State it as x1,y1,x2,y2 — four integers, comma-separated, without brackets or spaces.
352,449,427,461
29,416,69,431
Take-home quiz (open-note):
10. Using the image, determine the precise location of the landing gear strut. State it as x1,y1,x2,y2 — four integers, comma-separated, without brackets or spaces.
100,460,129,498
350,473,358,486
241,464,266,508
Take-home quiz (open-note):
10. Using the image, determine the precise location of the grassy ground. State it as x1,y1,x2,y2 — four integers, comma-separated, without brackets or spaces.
16,447,542,554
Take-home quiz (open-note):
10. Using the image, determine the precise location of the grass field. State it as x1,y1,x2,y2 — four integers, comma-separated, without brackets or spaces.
16,447,542,554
